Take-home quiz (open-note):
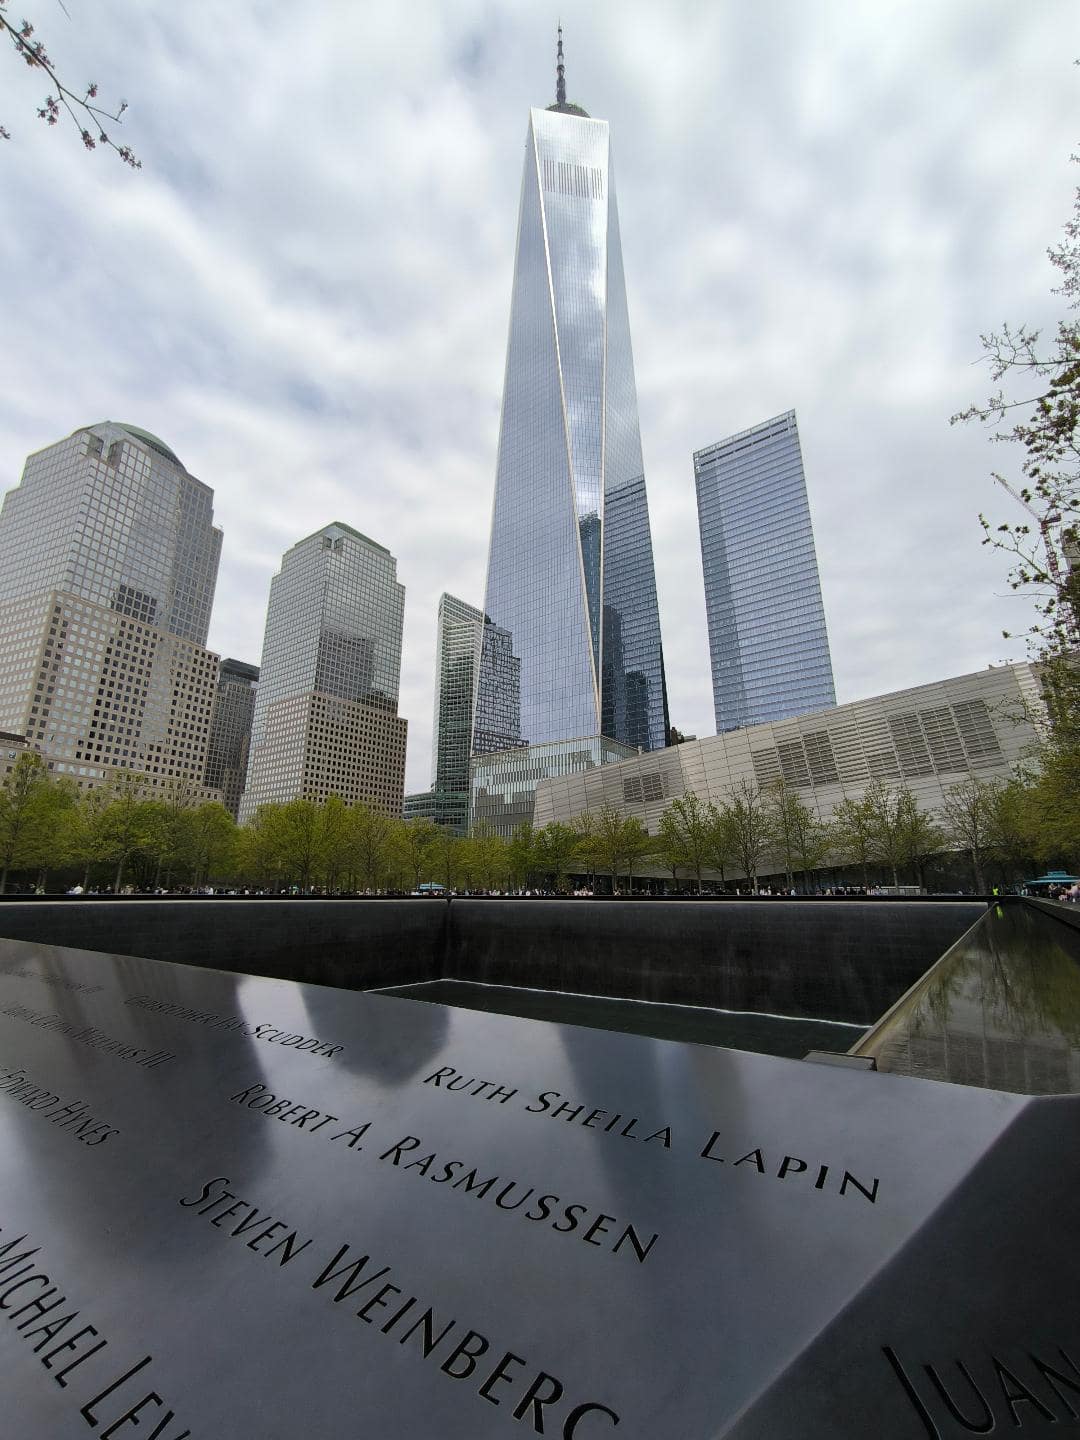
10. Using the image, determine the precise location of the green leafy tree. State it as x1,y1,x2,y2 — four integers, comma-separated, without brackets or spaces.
507,822,538,891
346,803,395,893
316,795,350,892
96,771,157,892
186,803,238,888
952,149,1080,877
899,790,944,890
571,811,600,893
269,798,325,891
467,826,511,892
792,811,833,893
143,779,201,888
533,822,580,892
586,807,624,893
844,780,941,889
32,776,79,888
763,779,832,893
0,754,73,891
430,826,465,892
64,785,112,890
859,780,912,887
619,815,655,894
831,792,875,887
940,777,1002,892
765,780,807,890
987,778,1039,884
395,817,440,891
656,794,714,893
702,803,734,890
719,778,771,893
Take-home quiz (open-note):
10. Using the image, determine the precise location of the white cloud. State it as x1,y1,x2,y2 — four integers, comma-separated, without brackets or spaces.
1,0,1076,792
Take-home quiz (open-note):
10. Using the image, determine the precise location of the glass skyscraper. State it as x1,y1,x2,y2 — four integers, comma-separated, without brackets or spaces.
405,594,484,834
240,522,407,820
694,409,836,734
431,595,483,805
471,41,669,823
203,657,259,818
0,423,222,792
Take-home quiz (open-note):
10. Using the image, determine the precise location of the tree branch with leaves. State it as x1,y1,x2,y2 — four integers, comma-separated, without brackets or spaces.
951,152,1080,650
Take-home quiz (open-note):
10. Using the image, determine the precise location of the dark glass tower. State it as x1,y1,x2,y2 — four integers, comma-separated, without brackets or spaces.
472,38,669,772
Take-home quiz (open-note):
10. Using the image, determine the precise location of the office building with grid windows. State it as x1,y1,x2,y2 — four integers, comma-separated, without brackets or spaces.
695,410,836,734
470,37,669,835
0,423,223,793
239,523,406,820
203,658,259,818
404,594,484,834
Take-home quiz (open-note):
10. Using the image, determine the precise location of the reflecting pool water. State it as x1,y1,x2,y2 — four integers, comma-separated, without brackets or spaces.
853,902,1080,1094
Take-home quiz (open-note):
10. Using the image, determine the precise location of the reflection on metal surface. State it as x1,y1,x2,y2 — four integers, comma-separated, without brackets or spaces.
854,902,1080,1093
376,977,867,1057
0,932,1077,1436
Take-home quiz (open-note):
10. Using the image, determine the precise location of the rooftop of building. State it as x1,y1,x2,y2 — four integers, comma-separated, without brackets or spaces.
220,658,260,682
290,521,391,558
545,101,591,118
80,423,186,469
694,410,799,461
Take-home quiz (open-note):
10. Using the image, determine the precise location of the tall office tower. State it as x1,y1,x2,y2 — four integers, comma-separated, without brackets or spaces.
470,33,668,833
695,410,836,734
203,658,259,818
405,595,484,834
239,523,407,820
0,423,223,791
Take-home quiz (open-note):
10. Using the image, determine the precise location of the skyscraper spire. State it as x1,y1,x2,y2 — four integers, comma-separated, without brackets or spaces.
556,24,566,106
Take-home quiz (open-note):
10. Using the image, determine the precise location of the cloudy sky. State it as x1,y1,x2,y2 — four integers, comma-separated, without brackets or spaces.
1,1,1076,792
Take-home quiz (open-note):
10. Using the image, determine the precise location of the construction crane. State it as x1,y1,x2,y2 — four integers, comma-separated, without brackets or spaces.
994,474,1078,644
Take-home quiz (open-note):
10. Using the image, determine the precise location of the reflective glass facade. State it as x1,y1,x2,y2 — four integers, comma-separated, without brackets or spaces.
695,410,836,733
472,734,636,838
424,593,484,834
240,523,406,819
0,425,223,793
203,657,259,818
473,103,669,765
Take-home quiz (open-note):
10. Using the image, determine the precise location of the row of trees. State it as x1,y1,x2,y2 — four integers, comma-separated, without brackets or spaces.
0,751,1071,895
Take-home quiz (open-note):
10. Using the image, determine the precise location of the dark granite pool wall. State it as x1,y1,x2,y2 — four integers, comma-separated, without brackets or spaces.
0,899,446,990
0,897,985,1023
447,900,986,1024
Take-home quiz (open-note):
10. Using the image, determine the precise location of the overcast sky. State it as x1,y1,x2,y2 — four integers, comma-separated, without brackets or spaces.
1,2,1076,793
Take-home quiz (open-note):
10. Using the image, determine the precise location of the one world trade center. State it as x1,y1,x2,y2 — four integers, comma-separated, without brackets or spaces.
471,34,669,833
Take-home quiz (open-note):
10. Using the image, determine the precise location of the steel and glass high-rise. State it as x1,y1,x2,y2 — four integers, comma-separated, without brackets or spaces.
404,593,484,834
239,522,406,820
470,37,668,831
203,657,259,818
695,409,836,734
0,423,223,792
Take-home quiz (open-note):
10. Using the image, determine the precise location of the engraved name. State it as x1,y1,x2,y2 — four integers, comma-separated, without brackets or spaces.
885,1342,1080,1435
377,1134,659,1263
